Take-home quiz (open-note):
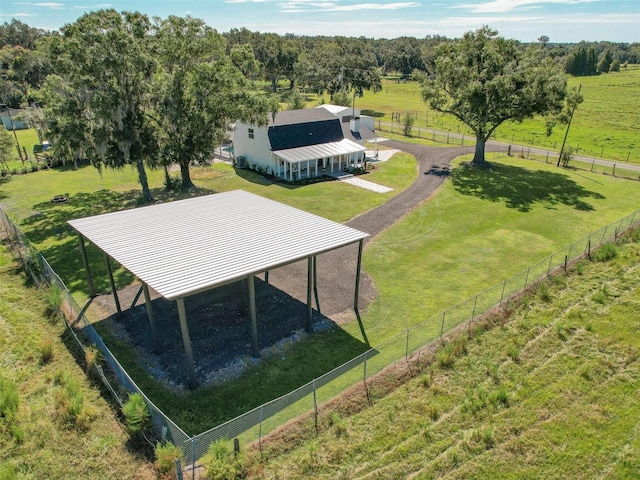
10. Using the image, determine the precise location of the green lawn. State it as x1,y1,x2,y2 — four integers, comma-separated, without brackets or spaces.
5,149,640,437
246,231,640,479
0,155,416,305
357,154,640,344
2,128,41,172
349,65,640,164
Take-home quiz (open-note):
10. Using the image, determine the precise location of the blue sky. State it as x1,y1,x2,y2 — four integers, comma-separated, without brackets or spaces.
1,0,638,42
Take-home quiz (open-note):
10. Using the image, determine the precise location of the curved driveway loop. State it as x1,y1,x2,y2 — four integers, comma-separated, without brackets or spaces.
268,140,500,319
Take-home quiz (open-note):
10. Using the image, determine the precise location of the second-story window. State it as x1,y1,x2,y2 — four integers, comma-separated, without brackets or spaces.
248,128,254,139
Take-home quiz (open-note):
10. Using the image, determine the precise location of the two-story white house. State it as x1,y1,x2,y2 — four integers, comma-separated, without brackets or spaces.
233,105,376,181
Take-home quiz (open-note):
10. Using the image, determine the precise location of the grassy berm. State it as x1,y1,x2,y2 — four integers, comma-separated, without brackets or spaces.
0,245,156,480
244,230,640,479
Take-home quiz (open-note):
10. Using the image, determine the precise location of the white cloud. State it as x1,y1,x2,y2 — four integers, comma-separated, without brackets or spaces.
458,0,597,14
281,1,421,13
0,12,37,18
225,0,274,3
16,1,65,7
72,3,112,8
237,10,639,42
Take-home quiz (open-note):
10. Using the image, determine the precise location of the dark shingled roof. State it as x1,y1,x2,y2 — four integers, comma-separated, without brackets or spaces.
268,108,345,151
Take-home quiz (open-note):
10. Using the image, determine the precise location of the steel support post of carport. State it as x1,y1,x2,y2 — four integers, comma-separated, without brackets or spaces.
104,253,121,315
142,283,159,352
313,256,320,313
306,256,314,333
248,275,259,357
77,233,95,298
176,297,198,389
354,239,364,312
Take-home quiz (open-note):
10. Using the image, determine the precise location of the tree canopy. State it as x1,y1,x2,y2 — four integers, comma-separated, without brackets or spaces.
41,9,158,201
421,27,568,167
0,126,13,174
565,45,598,76
152,15,272,190
2,15,637,188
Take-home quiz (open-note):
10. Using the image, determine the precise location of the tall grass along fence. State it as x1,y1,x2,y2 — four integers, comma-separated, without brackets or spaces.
1,206,639,470
0,209,192,450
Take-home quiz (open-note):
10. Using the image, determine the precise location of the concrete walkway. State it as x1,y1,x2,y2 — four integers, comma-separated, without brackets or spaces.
326,148,401,193
339,176,393,193
365,147,401,163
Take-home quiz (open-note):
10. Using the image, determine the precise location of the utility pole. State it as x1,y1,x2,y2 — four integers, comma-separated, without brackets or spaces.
557,84,582,167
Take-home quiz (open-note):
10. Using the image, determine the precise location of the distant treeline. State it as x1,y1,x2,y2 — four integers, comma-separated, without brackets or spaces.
1,17,638,108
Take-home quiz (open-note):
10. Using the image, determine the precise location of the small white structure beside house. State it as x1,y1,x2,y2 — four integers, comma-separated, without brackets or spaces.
315,104,376,132
233,105,377,182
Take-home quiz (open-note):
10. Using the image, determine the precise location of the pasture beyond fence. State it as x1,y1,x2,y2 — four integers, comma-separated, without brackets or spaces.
1,205,639,470
378,113,637,166
376,119,640,182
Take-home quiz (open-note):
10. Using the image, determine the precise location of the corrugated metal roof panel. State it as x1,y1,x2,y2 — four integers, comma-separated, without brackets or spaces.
273,138,366,163
68,190,368,300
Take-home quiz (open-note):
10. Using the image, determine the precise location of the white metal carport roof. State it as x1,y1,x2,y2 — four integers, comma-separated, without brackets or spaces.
68,189,367,301
68,190,369,388
272,138,366,164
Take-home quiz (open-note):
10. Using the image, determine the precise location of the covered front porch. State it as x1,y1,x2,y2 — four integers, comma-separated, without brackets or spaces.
272,138,367,181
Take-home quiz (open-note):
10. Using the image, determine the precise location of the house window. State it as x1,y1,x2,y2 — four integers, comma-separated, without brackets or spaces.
248,128,254,139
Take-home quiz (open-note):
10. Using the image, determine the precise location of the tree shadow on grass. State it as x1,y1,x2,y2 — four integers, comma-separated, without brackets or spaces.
24,189,141,245
451,162,604,212
425,165,450,177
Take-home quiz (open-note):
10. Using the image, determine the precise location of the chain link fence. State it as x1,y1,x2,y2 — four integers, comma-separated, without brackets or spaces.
0,209,191,451
1,206,638,471
180,208,640,466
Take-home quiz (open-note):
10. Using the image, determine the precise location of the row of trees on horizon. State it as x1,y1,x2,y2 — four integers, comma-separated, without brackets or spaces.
2,16,639,110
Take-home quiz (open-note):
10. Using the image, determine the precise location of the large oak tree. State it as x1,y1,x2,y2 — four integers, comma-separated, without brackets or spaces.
152,16,272,190
421,27,568,167
42,10,157,201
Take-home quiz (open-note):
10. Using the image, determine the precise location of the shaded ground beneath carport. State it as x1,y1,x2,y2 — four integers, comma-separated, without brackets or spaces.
90,278,340,389
88,141,491,388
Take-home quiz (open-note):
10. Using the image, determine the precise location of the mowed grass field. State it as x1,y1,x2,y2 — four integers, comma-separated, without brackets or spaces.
246,231,640,479
1,128,40,172
0,65,638,445
351,65,640,164
0,155,417,304
359,154,640,344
